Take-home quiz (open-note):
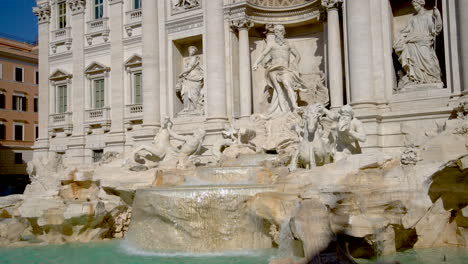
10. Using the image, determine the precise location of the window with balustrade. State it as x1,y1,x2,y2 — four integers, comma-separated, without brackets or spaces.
94,0,104,20
57,1,67,29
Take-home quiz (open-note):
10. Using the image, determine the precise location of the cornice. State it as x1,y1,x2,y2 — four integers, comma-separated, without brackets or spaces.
166,14,204,34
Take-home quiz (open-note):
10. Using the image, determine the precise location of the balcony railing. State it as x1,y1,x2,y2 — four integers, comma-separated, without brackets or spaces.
85,107,111,122
49,112,73,136
52,27,72,42
87,17,109,34
126,9,142,24
125,104,143,121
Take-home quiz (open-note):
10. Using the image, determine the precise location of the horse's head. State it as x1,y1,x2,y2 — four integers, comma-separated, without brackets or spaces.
303,104,324,135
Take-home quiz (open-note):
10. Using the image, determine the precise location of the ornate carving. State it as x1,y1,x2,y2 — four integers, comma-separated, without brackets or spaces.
231,18,254,31
393,0,443,89
67,0,86,15
248,0,309,7
33,3,51,24
173,0,201,13
321,0,343,9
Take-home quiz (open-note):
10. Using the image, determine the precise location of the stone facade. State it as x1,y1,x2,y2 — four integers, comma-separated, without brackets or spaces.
34,0,468,165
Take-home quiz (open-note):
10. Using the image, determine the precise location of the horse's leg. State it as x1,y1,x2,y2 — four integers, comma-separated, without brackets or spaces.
289,146,299,171
309,145,316,168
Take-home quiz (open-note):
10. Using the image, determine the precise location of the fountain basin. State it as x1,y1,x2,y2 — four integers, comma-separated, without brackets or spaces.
126,185,278,253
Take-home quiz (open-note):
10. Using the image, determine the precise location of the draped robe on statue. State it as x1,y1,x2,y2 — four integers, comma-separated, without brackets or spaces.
394,10,443,88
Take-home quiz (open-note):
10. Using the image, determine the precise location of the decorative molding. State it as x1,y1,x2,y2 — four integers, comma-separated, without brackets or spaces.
67,0,86,15
84,62,110,76
231,17,254,31
321,0,342,10
124,54,142,71
227,0,321,25
49,69,73,83
166,15,204,34
33,3,51,24
247,0,310,7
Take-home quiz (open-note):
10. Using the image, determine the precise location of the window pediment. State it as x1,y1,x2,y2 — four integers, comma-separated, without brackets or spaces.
49,69,72,81
124,54,142,70
85,62,110,76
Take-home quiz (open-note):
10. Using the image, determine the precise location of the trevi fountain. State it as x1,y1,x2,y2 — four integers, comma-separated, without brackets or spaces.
1,0,468,263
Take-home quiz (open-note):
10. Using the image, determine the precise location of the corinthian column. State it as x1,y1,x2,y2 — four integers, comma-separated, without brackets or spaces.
205,0,227,120
345,0,375,106
322,0,344,108
232,18,254,119
33,2,51,156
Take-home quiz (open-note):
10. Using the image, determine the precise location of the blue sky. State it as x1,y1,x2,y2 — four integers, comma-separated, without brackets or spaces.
0,0,38,43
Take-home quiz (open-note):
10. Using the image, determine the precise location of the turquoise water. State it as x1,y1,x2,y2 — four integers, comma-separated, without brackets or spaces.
356,248,468,264
0,241,276,264
1,241,468,264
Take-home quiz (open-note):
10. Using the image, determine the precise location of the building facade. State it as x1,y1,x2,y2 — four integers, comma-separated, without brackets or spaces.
0,37,38,183
33,0,468,165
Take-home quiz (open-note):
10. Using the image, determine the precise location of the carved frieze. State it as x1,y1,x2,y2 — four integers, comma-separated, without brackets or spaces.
33,3,51,24
248,0,310,7
67,0,86,15
172,0,201,15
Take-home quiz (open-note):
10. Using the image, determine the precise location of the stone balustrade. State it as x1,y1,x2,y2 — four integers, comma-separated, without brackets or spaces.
48,112,73,136
124,9,142,37
85,17,110,45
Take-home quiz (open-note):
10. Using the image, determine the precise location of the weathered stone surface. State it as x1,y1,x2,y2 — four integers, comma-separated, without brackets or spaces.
127,185,275,252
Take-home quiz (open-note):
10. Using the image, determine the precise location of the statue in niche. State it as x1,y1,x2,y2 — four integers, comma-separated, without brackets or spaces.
175,46,204,116
393,0,443,89
319,105,366,161
253,24,328,117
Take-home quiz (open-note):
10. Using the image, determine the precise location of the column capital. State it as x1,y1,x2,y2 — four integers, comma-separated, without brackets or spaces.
321,0,343,10
33,3,51,24
231,18,254,31
67,0,86,15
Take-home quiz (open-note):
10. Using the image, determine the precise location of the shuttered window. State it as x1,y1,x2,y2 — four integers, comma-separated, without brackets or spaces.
14,124,23,141
94,79,105,108
134,72,142,104
12,95,26,111
57,85,67,113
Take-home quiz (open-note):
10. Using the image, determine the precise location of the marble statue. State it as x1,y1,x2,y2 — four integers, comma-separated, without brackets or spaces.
393,0,443,89
175,46,204,115
289,104,332,170
320,104,366,161
212,123,256,163
253,25,310,115
168,126,206,169
129,117,206,169
129,117,173,168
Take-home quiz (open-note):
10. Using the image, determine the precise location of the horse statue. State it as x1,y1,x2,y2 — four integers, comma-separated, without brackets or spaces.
289,104,333,170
